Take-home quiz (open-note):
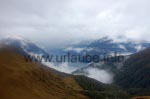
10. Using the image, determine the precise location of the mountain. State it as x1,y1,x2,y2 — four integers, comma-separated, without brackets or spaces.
0,44,130,99
72,55,130,83
114,48,150,88
67,37,150,83
72,62,115,83
73,75,129,99
0,42,149,99
0,46,89,99
72,48,150,98
0,36,47,55
62,37,150,57
73,48,150,86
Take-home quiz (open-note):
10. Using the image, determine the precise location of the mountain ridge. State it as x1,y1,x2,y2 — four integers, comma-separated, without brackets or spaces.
0,46,89,99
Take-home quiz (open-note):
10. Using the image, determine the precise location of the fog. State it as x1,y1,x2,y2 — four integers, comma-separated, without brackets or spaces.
85,68,113,83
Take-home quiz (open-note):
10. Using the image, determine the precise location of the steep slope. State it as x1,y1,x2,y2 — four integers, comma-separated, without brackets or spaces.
0,47,88,99
115,48,150,88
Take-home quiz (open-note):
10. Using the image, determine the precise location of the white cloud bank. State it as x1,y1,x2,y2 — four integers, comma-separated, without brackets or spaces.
43,62,113,83
43,62,78,74
0,0,150,47
85,68,114,84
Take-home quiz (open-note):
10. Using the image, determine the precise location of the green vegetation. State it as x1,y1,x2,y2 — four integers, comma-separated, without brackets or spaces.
115,48,150,89
73,75,129,99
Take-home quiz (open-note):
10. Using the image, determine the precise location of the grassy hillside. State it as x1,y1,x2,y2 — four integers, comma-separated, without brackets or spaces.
0,47,88,99
73,75,129,99
130,96,150,99
115,48,150,89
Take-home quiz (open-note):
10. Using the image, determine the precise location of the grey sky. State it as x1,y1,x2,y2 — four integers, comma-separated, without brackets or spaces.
0,0,150,47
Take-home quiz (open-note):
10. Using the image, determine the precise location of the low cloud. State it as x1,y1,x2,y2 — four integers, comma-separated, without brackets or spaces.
43,61,113,83
86,68,114,84
0,0,150,47
43,62,78,74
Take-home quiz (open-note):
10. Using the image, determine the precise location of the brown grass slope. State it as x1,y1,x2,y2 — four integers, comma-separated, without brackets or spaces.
0,47,88,99
130,96,150,99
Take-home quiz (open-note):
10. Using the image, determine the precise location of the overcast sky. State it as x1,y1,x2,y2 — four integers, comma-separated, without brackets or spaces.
0,0,150,47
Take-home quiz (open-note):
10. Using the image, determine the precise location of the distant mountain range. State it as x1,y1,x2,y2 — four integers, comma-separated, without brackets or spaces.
1,36,149,59
0,36,149,56
45,37,150,70
62,37,150,56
